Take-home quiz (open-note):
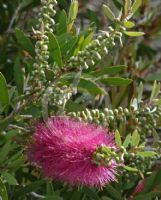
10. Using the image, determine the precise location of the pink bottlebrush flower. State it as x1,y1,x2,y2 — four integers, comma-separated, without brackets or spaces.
28,116,118,188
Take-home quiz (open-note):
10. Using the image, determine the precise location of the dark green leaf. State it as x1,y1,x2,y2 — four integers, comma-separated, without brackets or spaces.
0,73,10,115
99,77,132,86
78,77,106,96
0,178,8,200
91,65,127,77
146,71,161,81
83,188,100,200
105,184,122,200
57,10,67,35
14,57,24,94
2,172,18,185
15,28,35,56
48,32,63,67
15,180,45,197
0,141,11,163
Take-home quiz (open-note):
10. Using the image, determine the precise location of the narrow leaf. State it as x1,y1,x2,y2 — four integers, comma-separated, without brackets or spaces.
15,28,35,56
150,81,160,101
138,82,143,103
14,57,24,94
2,172,18,186
57,10,67,35
132,129,140,146
0,141,11,163
0,73,10,115
99,77,133,86
0,178,8,200
124,0,132,16
131,0,142,15
115,130,122,147
48,32,63,67
123,165,138,172
137,151,156,157
123,134,131,148
123,21,135,28
68,0,78,31
91,65,127,77
102,4,115,21
124,31,144,37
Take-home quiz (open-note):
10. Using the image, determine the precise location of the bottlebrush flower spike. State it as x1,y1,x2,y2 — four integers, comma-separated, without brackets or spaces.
28,116,118,187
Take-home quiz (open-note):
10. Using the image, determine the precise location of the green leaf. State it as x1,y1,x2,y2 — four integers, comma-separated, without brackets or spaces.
123,165,138,172
83,188,100,200
146,71,161,81
15,28,35,56
0,141,11,164
150,81,160,101
123,21,135,28
60,73,106,96
57,10,67,35
124,0,132,16
115,130,122,147
0,178,8,200
99,77,133,86
131,0,142,15
138,82,143,103
78,77,106,96
68,0,78,31
143,170,161,192
44,196,63,200
132,129,140,146
91,65,127,77
48,32,63,67
123,134,131,148
2,172,18,186
102,4,115,21
124,31,144,37
105,185,122,200
137,151,156,157
81,32,94,50
15,180,45,197
0,73,10,115
14,57,24,94
69,190,82,200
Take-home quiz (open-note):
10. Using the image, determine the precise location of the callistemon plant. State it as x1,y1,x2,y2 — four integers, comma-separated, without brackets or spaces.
0,0,161,199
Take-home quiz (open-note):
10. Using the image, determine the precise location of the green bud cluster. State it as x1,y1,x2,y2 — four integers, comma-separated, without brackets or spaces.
92,145,119,166
123,153,158,181
43,85,73,108
69,105,161,138
32,0,57,82
67,26,123,70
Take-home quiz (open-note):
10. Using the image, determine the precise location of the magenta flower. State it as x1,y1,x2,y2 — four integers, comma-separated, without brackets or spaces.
28,116,118,187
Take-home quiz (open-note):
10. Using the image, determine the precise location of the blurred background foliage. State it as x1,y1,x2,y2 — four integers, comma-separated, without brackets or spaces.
0,0,161,199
